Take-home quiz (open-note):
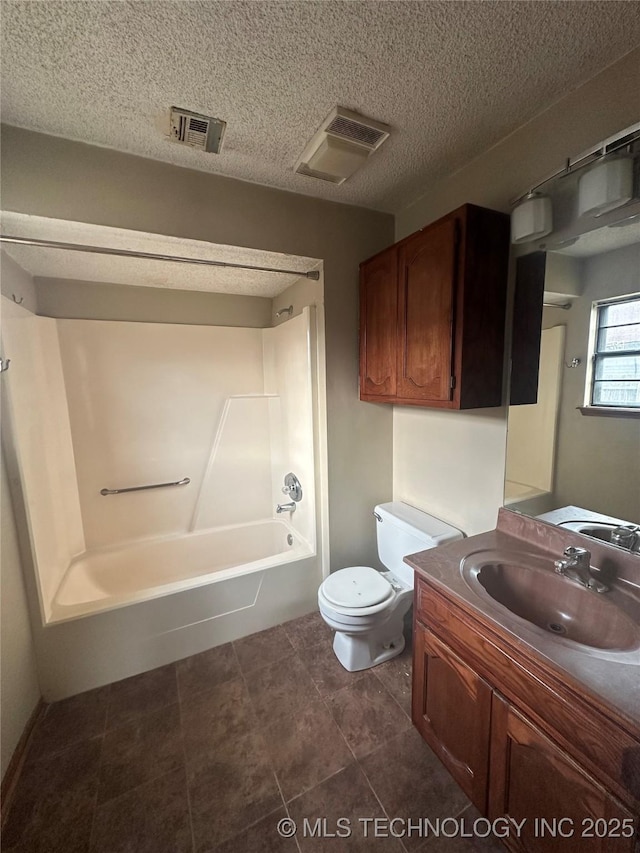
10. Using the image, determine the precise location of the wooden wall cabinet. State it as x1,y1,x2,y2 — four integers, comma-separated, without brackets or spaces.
413,580,640,852
359,204,510,409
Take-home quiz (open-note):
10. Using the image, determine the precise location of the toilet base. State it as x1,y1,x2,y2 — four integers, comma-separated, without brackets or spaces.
332,625,406,672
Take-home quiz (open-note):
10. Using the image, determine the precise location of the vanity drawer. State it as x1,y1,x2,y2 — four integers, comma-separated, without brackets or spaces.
415,578,640,811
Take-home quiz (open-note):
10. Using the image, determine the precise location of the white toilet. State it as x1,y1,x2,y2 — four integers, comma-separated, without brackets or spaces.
318,502,462,671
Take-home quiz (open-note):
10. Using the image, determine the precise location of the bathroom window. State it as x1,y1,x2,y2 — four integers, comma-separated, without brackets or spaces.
588,295,640,411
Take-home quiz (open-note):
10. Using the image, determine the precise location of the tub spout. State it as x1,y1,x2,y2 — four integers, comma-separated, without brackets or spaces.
276,502,296,514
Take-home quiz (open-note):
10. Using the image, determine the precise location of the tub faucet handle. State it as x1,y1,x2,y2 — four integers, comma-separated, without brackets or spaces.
281,473,303,502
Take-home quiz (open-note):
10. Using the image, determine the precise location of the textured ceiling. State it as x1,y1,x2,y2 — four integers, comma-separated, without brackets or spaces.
553,218,640,258
1,1,640,213
1,213,318,296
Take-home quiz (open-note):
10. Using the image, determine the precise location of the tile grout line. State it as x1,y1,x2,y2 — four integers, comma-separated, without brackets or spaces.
176,665,198,853
317,650,415,853
233,620,337,852
320,669,413,767
206,803,294,853
273,773,303,853
290,629,369,767
105,668,183,732
280,618,356,851
357,750,409,853
94,742,188,811
284,762,354,808
318,692,361,765
87,685,110,853
232,641,296,848
455,801,474,819
372,667,413,722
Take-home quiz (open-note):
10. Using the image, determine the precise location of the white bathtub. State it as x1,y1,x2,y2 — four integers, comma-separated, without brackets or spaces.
50,519,313,624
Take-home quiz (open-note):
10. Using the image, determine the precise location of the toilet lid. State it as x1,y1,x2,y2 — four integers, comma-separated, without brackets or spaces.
322,566,393,609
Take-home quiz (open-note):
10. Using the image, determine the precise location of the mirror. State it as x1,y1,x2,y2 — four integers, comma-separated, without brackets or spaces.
505,213,640,551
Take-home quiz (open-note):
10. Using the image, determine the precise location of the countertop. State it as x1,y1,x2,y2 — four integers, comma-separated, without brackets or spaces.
405,508,640,731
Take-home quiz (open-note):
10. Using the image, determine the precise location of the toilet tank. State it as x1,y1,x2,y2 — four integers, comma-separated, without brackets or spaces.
375,502,463,588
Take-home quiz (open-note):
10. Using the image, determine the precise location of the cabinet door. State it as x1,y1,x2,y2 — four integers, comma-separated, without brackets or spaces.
359,247,398,398
412,622,492,812
396,217,459,401
489,694,638,853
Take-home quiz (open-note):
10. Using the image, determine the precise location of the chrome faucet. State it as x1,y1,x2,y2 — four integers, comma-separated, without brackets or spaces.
554,546,608,593
611,525,639,552
276,501,296,514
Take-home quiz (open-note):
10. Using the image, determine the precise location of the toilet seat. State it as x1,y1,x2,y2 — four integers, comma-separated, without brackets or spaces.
322,566,394,609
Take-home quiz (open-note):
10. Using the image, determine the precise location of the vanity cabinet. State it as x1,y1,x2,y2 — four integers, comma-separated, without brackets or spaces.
359,204,509,409
412,623,492,811
413,579,640,852
489,695,636,853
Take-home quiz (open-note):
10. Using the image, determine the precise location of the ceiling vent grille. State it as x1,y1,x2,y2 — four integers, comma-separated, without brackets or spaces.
295,107,390,184
169,107,226,154
326,115,388,149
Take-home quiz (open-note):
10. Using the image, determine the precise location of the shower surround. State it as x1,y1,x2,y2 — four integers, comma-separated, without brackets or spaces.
2,298,322,698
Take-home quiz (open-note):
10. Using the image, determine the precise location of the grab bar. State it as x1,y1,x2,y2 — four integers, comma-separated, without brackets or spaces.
100,477,190,496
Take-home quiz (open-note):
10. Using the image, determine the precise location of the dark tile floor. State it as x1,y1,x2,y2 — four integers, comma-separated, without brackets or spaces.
2,612,504,853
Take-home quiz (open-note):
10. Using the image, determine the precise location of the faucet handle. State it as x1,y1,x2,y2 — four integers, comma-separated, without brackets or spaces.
611,525,638,549
555,546,591,575
563,546,591,566
563,546,589,558
281,473,303,502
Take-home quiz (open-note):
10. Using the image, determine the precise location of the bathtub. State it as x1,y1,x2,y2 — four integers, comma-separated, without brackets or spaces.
50,518,313,624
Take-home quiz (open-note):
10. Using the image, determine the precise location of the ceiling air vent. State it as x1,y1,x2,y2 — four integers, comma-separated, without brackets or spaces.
295,107,391,184
169,107,226,154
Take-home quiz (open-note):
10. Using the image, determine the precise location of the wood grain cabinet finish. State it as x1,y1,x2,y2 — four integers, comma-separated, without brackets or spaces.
359,245,398,397
412,579,640,852
359,204,510,409
412,622,492,812
489,695,636,853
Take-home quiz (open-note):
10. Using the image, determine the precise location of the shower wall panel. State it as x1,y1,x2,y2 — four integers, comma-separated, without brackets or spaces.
263,309,316,549
190,395,276,531
1,298,84,617
57,320,265,548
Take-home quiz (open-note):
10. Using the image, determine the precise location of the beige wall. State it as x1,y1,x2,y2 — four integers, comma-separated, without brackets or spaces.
393,48,640,536
0,125,394,572
35,277,273,327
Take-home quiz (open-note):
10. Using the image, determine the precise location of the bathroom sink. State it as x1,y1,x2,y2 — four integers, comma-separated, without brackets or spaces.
556,520,639,548
559,522,618,543
461,550,640,653
573,524,617,543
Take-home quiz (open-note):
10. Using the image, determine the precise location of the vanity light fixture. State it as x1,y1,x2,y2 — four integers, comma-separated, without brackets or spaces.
510,191,553,244
509,121,640,245
577,155,633,218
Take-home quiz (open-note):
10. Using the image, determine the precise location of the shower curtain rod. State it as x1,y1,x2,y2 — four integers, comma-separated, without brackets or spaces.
0,234,321,280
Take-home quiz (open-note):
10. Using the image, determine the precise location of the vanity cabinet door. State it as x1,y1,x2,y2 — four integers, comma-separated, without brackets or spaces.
359,246,398,398
412,622,492,812
488,693,638,853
